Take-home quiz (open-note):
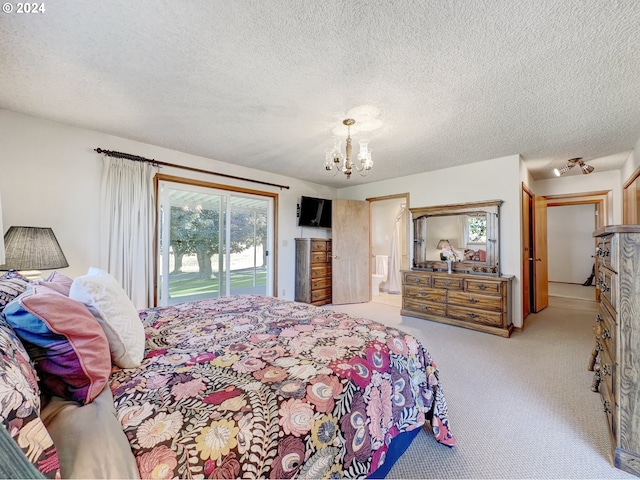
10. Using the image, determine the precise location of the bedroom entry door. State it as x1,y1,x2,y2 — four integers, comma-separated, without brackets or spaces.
157,180,274,306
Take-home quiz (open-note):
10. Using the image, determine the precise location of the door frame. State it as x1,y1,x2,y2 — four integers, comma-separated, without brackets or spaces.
522,188,610,325
366,192,411,282
154,173,279,306
544,190,610,304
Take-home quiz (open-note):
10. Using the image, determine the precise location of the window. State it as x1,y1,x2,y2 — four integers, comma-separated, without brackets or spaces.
466,215,487,244
157,178,275,306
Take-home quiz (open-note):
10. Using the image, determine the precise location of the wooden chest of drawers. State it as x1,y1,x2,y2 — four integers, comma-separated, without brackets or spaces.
401,270,513,337
295,238,332,306
591,226,640,476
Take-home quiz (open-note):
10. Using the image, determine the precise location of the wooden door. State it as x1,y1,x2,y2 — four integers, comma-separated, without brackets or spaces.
332,199,370,304
521,185,532,319
533,194,548,312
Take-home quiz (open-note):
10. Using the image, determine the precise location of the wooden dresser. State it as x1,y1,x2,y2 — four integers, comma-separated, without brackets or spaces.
590,226,640,476
401,270,513,337
295,238,332,306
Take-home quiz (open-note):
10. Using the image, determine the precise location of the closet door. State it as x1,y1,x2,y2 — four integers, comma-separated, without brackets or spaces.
332,199,370,304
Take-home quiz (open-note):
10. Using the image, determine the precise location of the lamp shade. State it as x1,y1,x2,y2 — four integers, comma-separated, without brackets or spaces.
0,226,68,271
436,239,450,249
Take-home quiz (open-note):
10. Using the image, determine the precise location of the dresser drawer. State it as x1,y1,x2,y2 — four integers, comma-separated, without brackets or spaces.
311,287,331,303
464,279,502,295
311,266,331,278
595,304,616,361
447,305,503,327
432,276,463,290
311,240,329,252
599,344,616,399
311,277,331,290
403,285,446,302
599,268,616,310
597,234,615,272
311,251,328,263
403,297,447,316
448,291,503,312
403,273,431,286
599,367,617,441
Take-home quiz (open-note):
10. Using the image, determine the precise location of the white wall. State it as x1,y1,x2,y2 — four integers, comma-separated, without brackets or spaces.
0,109,336,300
533,170,622,225
338,154,525,327
547,204,596,283
621,136,640,185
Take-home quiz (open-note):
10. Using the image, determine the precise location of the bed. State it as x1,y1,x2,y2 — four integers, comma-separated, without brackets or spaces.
1,270,455,479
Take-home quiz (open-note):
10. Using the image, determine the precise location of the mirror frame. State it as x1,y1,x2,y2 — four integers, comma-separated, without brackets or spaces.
410,199,502,275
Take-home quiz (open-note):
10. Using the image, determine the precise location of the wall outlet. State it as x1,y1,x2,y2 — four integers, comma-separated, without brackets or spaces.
282,289,286,296
282,239,288,247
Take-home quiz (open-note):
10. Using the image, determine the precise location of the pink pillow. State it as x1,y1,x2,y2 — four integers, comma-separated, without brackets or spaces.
3,284,111,404
478,249,486,262
36,271,74,296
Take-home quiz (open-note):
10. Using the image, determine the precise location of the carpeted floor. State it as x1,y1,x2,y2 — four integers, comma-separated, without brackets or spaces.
325,296,635,479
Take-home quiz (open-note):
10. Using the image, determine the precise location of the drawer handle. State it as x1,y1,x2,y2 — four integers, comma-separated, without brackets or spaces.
419,291,429,297
420,305,429,310
478,284,487,290
443,280,451,286
413,278,420,282
603,400,611,414
468,298,479,304
602,329,611,340
467,313,478,319
596,314,603,323
602,364,611,376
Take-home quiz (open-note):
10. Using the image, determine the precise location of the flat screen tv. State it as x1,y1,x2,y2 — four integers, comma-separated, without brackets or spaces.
298,196,332,228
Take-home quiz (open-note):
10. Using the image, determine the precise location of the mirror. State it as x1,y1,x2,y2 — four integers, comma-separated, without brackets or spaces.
411,200,502,275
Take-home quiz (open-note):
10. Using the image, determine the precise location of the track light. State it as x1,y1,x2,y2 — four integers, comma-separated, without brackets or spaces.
553,157,594,176
580,163,594,174
553,164,575,176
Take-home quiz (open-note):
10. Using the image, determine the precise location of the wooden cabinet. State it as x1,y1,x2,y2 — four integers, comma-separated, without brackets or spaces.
590,226,640,476
401,270,513,337
295,238,332,306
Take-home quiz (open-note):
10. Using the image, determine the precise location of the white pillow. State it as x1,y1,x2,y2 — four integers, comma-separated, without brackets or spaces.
69,267,145,368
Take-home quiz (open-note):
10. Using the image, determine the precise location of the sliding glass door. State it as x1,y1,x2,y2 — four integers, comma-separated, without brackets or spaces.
157,180,273,306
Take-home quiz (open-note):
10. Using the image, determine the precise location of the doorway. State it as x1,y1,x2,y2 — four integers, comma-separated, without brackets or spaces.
367,193,409,307
522,187,610,324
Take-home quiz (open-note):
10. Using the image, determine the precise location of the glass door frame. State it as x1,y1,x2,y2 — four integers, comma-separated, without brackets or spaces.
154,174,278,307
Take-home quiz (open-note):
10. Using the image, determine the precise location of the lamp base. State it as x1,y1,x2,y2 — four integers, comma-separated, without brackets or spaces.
18,270,43,281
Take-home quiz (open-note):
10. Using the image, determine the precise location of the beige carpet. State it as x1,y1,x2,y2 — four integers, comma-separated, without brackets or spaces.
324,298,635,479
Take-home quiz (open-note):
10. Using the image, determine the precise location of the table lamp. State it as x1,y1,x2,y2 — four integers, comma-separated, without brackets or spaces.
0,226,68,280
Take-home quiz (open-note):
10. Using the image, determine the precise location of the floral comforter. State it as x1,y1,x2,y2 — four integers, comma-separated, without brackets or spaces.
109,295,455,479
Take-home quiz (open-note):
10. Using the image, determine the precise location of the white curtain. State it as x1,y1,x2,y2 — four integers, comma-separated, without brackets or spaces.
0,190,5,265
100,157,157,309
387,208,404,294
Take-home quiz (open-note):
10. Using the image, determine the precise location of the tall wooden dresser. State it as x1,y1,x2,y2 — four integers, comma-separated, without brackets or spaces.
591,226,640,476
295,238,332,306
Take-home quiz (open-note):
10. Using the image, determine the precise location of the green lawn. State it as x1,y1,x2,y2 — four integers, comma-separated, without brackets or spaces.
168,269,267,297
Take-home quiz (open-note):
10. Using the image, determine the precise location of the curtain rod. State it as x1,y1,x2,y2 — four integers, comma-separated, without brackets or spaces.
94,148,290,190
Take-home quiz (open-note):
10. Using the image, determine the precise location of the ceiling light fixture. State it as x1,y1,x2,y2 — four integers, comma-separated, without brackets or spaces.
324,119,373,179
553,157,594,176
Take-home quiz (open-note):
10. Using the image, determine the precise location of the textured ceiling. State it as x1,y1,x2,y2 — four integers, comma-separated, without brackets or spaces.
1,0,639,187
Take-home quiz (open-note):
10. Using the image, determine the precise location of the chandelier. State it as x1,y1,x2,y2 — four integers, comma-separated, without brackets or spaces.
324,119,373,179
